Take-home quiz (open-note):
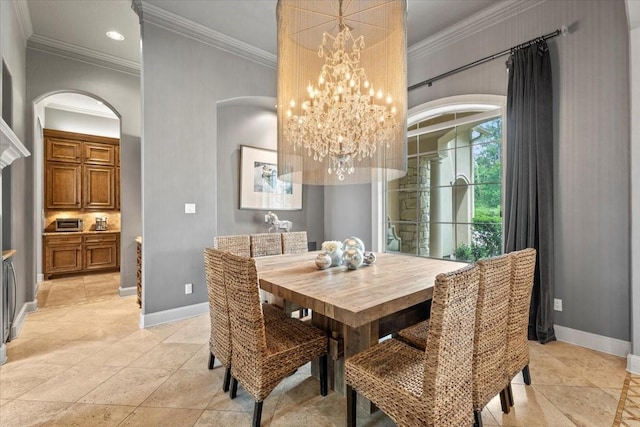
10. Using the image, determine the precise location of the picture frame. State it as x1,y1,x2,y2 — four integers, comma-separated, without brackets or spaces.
239,145,302,210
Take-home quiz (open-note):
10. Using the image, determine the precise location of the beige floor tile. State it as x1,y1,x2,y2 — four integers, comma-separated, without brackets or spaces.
30,340,112,366
206,381,281,420
534,385,618,427
526,354,596,387
602,387,624,400
79,340,159,367
144,321,188,341
0,363,71,400
141,368,220,409
119,407,204,426
556,354,627,389
5,338,70,364
78,367,173,406
181,343,212,371
163,316,210,345
0,400,71,427
40,403,134,426
194,409,258,426
485,384,576,426
17,320,90,341
128,342,201,370
119,328,163,344
18,365,122,402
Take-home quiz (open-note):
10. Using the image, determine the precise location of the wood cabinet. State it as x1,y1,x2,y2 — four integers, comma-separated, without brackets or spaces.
44,129,119,211
84,233,118,271
44,232,120,279
44,234,83,278
45,163,82,209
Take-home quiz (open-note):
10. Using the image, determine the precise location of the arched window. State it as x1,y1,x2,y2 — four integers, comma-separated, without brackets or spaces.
385,95,505,261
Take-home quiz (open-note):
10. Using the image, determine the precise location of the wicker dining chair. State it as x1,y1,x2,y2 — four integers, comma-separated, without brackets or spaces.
472,254,512,425
503,248,537,408
281,231,308,254
213,234,251,257
223,252,328,427
250,233,283,257
345,264,480,427
204,248,287,386
280,231,309,317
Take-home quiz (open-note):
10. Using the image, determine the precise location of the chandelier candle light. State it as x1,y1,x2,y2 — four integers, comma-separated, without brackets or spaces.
277,0,407,185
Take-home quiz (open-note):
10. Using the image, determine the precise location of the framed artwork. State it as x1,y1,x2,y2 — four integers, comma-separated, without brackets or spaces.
239,145,302,210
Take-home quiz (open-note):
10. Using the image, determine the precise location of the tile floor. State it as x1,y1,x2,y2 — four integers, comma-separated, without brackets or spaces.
0,273,629,426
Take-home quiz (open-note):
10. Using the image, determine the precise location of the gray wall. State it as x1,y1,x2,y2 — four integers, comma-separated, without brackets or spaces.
216,98,324,246
44,107,120,138
406,0,630,341
140,22,280,314
324,185,372,249
26,50,141,298
1,0,29,330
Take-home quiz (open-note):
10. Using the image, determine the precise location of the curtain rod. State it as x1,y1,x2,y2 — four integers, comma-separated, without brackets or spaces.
408,25,569,91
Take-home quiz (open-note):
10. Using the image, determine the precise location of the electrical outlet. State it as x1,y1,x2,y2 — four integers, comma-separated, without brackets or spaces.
185,203,196,214
554,298,562,311
185,283,193,295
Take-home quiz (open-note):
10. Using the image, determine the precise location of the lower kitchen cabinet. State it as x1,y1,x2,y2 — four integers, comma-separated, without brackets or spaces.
44,232,120,279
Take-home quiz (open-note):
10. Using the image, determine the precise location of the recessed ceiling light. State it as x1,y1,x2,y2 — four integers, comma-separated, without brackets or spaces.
106,31,125,41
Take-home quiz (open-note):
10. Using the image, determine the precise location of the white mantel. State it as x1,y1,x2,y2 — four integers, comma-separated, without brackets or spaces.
0,118,30,169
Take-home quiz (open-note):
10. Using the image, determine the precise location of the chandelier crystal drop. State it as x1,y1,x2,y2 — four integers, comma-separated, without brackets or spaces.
277,0,407,185
284,13,398,181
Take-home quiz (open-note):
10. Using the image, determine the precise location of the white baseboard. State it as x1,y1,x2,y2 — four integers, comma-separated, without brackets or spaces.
11,300,39,340
628,354,640,374
119,286,137,297
139,302,208,328
0,343,6,365
37,273,44,283
554,325,631,358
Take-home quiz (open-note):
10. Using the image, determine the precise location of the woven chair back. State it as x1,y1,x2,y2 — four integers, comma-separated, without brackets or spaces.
506,248,537,378
204,248,231,366
223,252,269,388
250,233,283,257
473,254,512,409
422,263,479,425
213,234,251,257
281,231,308,254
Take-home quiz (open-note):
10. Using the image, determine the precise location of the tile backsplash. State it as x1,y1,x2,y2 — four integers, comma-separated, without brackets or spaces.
44,212,121,232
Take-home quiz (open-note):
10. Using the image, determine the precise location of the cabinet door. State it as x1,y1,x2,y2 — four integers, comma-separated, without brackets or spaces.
44,236,83,278
84,235,118,270
83,165,115,209
84,142,115,166
46,137,82,163
46,163,82,209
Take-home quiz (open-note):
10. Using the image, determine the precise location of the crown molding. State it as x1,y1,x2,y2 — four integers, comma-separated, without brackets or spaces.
27,34,140,76
0,118,31,169
12,0,33,44
45,103,119,120
135,0,276,70
408,0,546,62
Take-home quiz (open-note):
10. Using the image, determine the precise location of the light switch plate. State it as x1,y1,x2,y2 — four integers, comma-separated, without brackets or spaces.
185,283,193,294
554,298,562,311
185,203,196,214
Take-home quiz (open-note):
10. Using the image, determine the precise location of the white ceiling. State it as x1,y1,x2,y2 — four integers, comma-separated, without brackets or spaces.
24,0,499,67
23,0,500,112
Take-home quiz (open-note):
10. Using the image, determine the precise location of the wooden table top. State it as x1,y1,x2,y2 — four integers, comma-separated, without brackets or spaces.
256,251,468,328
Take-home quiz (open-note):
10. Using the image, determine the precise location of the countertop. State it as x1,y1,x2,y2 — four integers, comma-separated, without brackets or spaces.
3,249,16,261
43,230,121,236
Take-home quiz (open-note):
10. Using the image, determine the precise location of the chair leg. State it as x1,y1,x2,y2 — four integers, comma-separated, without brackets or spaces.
473,409,483,427
319,354,328,396
230,377,238,399
208,352,215,370
507,383,514,407
347,385,357,427
499,389,511,414
252,401,263,427
522,364,531,385
223,367,232,392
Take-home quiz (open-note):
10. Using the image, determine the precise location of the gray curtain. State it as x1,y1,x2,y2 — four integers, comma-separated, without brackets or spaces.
504,41,556,344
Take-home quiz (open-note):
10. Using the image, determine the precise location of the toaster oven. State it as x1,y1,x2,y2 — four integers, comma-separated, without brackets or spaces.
55,218,84,232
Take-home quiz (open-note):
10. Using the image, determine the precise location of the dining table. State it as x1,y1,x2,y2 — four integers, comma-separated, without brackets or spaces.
255,250,468,412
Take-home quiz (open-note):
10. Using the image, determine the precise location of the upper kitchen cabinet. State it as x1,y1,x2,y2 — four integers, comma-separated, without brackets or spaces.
44,129,120,211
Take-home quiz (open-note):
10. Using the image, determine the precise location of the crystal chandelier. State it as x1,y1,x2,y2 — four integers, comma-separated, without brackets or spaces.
277,0,407,185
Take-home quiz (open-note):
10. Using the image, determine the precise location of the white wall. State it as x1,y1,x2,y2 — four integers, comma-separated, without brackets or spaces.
44,107,120,138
